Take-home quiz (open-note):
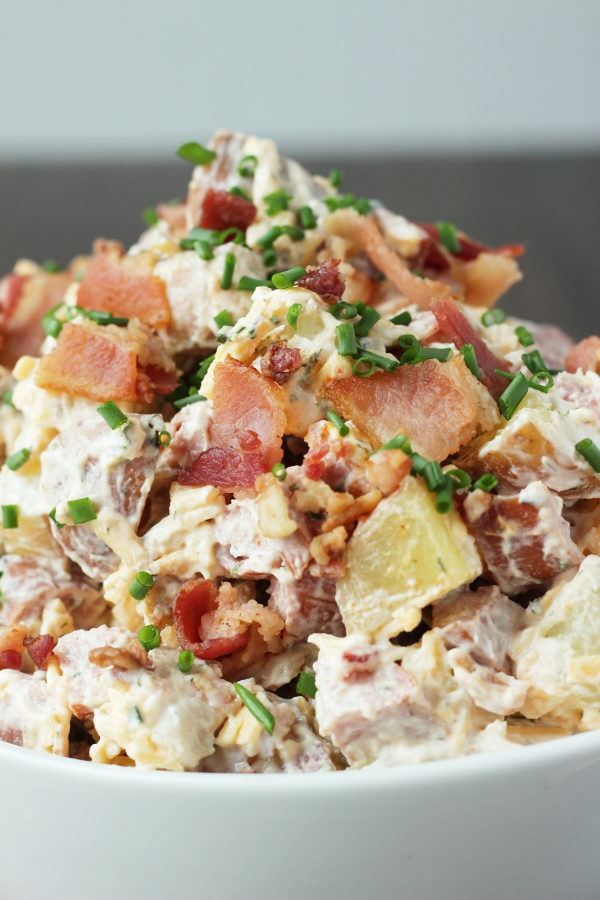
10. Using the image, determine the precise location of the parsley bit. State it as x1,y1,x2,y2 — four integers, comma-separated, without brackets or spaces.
176,141,216,166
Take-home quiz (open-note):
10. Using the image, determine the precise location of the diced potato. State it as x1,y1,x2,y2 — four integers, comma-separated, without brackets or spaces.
335,476,482,639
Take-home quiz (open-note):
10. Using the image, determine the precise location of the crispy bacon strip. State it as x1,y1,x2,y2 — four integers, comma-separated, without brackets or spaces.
431,296,508,399
0,650,21,671
23,635,56,670
78,252,170,329
178,446,266,489
565,336,600,374
173,579,249,660
200,188,256,233
297,259,345,300
0,271,72,366
418,224,524,262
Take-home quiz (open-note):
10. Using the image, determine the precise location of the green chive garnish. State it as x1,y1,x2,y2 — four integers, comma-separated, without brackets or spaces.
410,453,429,476
356,349,398,372
481,308,507,327
390,311,412,326
190,354,215,387
138,624,160,651
330,302,358,320
194,240,214,261
237,155,258,177
298,206,317,229
494,368,515,381
85,309,129,326
417,346,451,362
435,476,454,514
42,259,61,273
214,309,234,329
272,267,306,289
256,226,284,249
49,506,65,529
354,198,372,216
2,390,14,407
287,303,302,329
461,343,481,379
515,325,534,347
129,571,155,601
2,505,18,529
436,221,461,254
172,392,207,410
329,169,343,188
42,308,62,338
142,207,159,227
264,188,291,217
498,371,528,420
68,497,96,525
236,276,272,291
324,194,355,212
97,400,128,430
5,448,30,471
296,670,316,698
157,430,171,447
178,650,195,672
230,186,252,202
423,461,445,492
177,142,216,165
272,462,287,482
354,303,381,338
472,473,498,492
262,247,278,268
220,254,236,291
575,438,600,473
447,468,472,489
377,434,412,454
522,349,548,375
327,410,349,436
528,371,554,393
352,358,376,378
233,682,274,735
336,322,358,356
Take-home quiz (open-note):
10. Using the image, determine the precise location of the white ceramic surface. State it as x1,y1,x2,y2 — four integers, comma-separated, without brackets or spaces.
1,732,599,900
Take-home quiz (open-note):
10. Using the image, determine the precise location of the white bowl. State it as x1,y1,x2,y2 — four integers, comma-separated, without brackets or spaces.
1,732,599,900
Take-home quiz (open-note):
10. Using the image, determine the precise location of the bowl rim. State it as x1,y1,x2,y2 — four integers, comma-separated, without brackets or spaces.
1,728,599,793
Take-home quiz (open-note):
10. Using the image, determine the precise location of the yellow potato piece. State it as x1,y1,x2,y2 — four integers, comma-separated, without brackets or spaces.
336,476,482,639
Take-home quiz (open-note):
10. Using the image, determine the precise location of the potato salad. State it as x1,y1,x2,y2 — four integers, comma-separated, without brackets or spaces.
1,131,599,772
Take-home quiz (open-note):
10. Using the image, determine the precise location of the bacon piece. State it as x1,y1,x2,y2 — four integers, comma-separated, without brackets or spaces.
297,259,345,300
269,575,344,640
23,635,56,670
78,252,171,329
0,650,21,670
565,336,600,374
173,579,250,660
323,356,497,461
199,188,256,233
261,340,302,385
431,296,508,399
139,364,180,396
178,446,266,489
462,483,582,595
0,273,29,326
418,224,524,262
0,270,72,366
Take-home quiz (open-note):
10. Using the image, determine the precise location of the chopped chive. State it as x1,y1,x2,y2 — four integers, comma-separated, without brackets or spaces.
298,206,317,229
272,266,306,289
330,302,358,320
2,505,18,529
177,141,216,165
436,221,461,254
129,571,155,601
575,438,600,473
461,343,482,379
379,434,412,454
417,346,451,362
494,368,515,381
178,650,195,673
528,371,554,393
336,322,358,356
42,259,61,273
264,188,291,216
357,349,398,372
296,670,317,699
522,349,548,375
397,335,421,365
280,225,305,241
172,392,207,410
97,400,128,430
214,309,234,329
435,476,454,514
234,682,274,735
397,334,420,350
230,186,252,202
194,240,213,261
354,304,381,337
515,325,534,347
327,410,349,436
67,497,96,525
272,462,287,482
354,198,373,216
237,155,258,178
85,309,129,326
220,253,236,290
287,303,302,329
142,207,159,227
329,168,343,188
411,453,429,476
41,309,62,338
472,473,498,492
256,226,284,249
5,448,30,471
180,227,220,250
481,308,507,327
49,506,65,529
157,430,171,447
2,390,14,407
498,371,528,420
138,624,160,651
262,247,278,268
324,193,355,212
237,276,272,291
447,468,472,489
423,461,445,492
352,358,376,377
191,354,215,387
390,311,412,326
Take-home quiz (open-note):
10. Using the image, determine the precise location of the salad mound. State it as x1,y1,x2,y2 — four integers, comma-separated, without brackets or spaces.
0,131,599,772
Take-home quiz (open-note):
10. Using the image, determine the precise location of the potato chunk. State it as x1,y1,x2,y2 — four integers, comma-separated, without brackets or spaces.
335,476,482,638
